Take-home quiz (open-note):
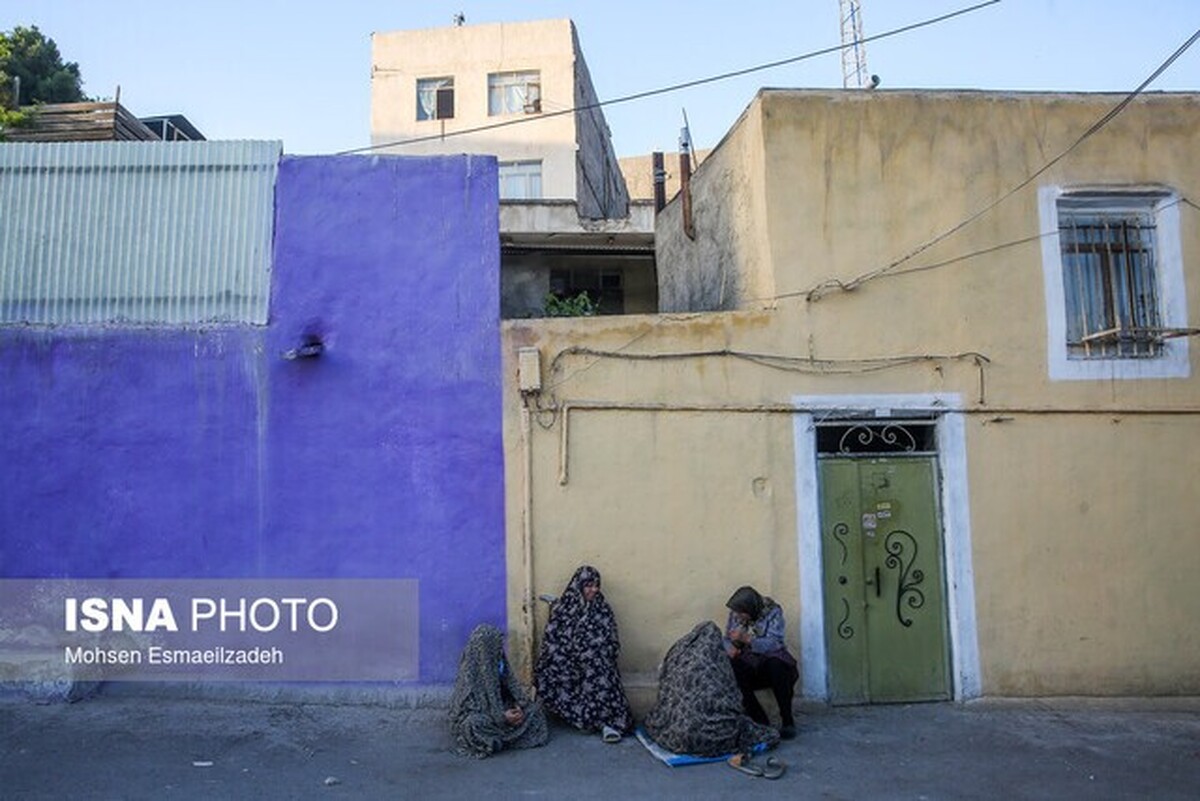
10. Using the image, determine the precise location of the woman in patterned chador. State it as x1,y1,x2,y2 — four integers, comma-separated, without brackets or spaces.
643,621,780,756
534,565,633,743
448,624,549,758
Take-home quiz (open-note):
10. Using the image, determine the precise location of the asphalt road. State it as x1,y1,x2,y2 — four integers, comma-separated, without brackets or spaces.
1,694,1198,799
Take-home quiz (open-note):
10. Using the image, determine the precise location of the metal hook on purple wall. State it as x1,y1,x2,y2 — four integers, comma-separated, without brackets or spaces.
282,335,325,361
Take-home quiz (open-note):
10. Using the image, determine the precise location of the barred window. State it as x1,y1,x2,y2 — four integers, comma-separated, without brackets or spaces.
1058,199,1161,359
1039,187,1190,380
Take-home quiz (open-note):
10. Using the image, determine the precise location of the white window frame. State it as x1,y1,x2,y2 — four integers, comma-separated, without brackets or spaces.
1038,185,1189,380
488,71,541,116
416,77,454,121
498,160,543,200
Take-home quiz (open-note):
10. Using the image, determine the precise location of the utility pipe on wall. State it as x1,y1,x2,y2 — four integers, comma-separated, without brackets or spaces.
519,400,536,680
554,400,1200,486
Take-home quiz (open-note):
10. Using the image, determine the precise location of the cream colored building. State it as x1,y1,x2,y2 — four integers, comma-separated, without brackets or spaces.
503,89,1200,706
618,149,710,203
372,18,653,317
372,18,625,216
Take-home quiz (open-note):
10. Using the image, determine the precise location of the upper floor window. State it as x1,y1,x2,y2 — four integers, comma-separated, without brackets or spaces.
416,77,454,121
498,160,543,200
488,71,541,116
1039,187,1190,380
1059,200,1161,359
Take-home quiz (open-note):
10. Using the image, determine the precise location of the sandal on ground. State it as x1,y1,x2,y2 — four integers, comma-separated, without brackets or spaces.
760,756,786,780
728,753,765,777
728,753,787,780
601,725,622,744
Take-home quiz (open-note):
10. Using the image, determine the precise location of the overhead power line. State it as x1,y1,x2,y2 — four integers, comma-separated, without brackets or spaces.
542,23,1200,395
338,0,1002,156
802,24,1200,301
782,194,1196,303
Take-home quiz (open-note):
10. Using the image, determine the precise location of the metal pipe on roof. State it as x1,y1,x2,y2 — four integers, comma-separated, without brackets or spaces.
652,151,666,214
679,131,695,240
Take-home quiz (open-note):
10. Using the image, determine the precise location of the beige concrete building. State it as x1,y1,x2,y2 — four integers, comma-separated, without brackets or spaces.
618,149,710,203
503,89,1200,706
372,18,626,217
372,19,655,317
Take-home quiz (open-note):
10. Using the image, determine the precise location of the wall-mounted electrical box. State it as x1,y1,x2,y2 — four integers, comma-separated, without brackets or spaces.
517,347,542,393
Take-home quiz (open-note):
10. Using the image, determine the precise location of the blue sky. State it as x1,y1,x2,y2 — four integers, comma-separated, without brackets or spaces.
3,1,1199,156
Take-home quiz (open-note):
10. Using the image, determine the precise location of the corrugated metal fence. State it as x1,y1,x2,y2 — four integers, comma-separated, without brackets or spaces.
0,140,281,325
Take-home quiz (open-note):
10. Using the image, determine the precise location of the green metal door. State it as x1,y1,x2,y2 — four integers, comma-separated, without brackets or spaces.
819,457,950,704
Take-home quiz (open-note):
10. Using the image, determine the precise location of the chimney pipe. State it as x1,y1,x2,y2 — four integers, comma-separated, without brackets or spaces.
679,130,695,240
652,151,666,214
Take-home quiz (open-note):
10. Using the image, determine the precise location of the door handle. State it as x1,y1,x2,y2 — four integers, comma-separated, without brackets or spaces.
864,566,881,598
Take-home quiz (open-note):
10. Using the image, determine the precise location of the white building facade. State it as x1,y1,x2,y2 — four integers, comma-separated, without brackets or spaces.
371,18,629,220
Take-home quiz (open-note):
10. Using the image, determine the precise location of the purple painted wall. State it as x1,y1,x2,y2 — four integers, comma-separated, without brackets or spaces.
0,154,504,681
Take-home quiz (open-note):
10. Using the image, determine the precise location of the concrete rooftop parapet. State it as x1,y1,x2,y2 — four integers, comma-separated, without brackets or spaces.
500,199,653,236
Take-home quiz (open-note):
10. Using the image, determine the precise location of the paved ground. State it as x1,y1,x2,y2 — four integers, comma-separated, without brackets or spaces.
1,693,1198,799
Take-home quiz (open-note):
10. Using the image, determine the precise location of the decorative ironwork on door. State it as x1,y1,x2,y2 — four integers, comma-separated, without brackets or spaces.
817,420,937,456
883,530,926,628
819,456,950,705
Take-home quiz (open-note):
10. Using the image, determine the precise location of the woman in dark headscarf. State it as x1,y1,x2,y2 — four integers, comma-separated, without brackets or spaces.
724,585,799,739
448,624,549,758
643,621,780,756
534,565,633,742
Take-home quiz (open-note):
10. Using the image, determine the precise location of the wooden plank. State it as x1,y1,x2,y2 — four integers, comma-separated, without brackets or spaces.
8,101,161,142
114,106,157,141
22,101,118,113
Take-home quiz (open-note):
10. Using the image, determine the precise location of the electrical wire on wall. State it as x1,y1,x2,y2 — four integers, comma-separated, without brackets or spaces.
548,345,991,377
754,194,1200,307
531,343,994,417
531,190,1200,402
526,190,1200,414
513,21,1200,414
756,230,1058,306
798,26,1200,303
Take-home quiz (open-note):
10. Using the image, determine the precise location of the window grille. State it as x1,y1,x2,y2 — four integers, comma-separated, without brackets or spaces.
1058,197,1163,359
816,420,937,456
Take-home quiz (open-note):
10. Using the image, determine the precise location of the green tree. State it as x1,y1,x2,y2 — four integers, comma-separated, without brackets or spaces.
0,25,85,108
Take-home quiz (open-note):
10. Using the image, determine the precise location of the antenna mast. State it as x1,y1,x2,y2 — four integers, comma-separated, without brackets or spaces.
839,0,870,88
